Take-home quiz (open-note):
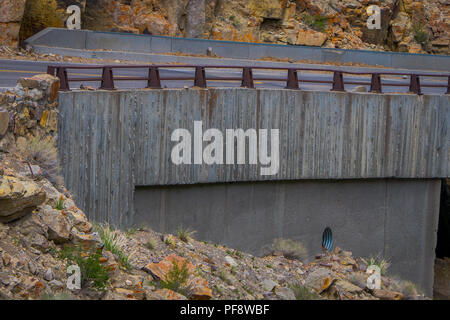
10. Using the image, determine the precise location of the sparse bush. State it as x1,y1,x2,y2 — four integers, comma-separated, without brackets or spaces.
58,244,109,290
159,260,192,297
272,238,309,261
362,254,390,275
94,223,131,270
412,24,429,46
291,284,321,300
55,195,64,210
145,237,157,250
14,134,63,186
303,13,328,32
176,226,196,243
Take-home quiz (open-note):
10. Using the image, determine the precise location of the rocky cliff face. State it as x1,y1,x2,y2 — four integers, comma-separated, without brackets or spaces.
0,0,448,54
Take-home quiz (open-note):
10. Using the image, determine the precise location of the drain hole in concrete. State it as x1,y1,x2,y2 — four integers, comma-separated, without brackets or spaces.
322,227,333,251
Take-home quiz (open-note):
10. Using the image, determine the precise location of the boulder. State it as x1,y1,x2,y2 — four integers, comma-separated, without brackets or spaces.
0,108,9,136
296,29,327,46
0,176,46,223
143,254,195,280
274,286,296,300
39,205,71,243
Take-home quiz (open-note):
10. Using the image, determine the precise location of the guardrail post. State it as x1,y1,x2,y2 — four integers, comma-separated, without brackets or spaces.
447,76,450,94
286,69,299,90
194,66,207,88
47,66,56,76
241,67,254,88
409,74,422,95
56,67,70,91
331,71,345,92
370,73,382,93
147,66,161,89
100,67,115,90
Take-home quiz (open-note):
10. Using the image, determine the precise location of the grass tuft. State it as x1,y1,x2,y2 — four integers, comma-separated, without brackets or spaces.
272,238,308,261
145,237,157,250
362,254,390,275
14,134,63,186
94,223,131,270
176,226,196,243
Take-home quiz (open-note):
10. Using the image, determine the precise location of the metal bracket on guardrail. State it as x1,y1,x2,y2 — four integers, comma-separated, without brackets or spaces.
409,74,422,95
100,67,115,90
194,66,207,88
286,69,299,90
47,66,56,77
147,66,161,89
331,71,345,92
370,73,382,93
447,76,450,94
56,67,70,91
241,67,254,88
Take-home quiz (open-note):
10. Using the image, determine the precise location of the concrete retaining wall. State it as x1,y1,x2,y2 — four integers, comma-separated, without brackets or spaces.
134,179,441,295
57,88,449,296
27,28,450,71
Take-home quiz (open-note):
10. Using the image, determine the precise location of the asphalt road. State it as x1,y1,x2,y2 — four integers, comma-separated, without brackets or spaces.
0,58,448,94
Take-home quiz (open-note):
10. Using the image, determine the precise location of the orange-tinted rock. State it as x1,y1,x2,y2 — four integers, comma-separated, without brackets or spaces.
153,288,188,300
143,254,195,280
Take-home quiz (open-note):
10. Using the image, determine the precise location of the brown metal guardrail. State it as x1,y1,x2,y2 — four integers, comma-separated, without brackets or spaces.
47,64,450,95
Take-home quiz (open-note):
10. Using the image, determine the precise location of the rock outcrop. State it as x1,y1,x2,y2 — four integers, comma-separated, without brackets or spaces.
1,0,448,54
0,0,27,48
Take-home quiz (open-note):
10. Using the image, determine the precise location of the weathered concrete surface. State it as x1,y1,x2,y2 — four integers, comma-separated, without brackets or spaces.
134,178,441,296
57,88,448,296
58,89,449,226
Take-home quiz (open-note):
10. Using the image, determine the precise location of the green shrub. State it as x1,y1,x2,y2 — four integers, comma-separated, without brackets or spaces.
412,24,429,46
55,196,64,210
160,260,192,297
303,13,328,32
58,245,109,290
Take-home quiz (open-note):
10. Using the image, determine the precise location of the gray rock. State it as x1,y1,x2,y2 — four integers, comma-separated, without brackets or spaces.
261,279,278,292
28,261,37,275
49,279,64,289
224,256,238,267
44,268,53,281
275,287,296,300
